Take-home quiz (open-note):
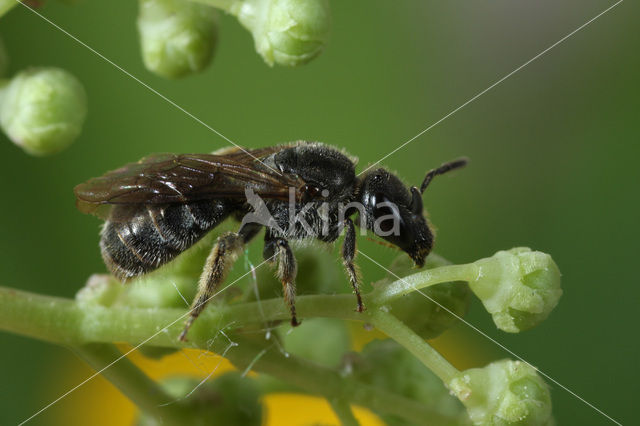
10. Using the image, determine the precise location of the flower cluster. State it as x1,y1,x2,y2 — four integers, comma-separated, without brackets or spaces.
0,1,331,156
137,0,330,73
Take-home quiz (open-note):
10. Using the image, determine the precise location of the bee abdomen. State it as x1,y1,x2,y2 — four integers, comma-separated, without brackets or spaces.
100,200,233,281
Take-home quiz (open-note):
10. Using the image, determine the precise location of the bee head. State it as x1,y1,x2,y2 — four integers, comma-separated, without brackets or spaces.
356,158,467,267
357,169,432,267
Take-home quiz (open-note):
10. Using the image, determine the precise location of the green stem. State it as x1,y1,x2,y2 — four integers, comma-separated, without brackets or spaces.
73,343,198,426
329,398,360,426
0,288,86,345
369,311,459,384
0,281,462,383
0,0,19,19
0,287,361,345
0,276,463,384
370,262,477,304
0,287,455,425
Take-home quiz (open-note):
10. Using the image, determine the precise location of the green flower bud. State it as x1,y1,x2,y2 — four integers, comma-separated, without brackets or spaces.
232,0,330,67
138,373,263,426
123,273,197,309
373,254,471,339
280,317,350,367
75,274,123,307
0,37,8,77
349,340,467,425
0,67,87,156
138,0,218,78
75,274,185,358
123,274,199,358
448,359,553,425
469,248,562,333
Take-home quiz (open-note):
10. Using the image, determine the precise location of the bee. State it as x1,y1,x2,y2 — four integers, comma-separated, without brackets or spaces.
74,142,467,340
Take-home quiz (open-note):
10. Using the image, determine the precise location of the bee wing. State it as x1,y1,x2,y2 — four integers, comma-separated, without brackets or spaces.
74,153,303,217
214,144,294,160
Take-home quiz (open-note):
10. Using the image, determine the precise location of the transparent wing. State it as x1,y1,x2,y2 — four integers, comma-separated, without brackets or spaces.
74,152,303,217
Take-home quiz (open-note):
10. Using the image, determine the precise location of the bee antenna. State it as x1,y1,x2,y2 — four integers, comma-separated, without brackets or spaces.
420,157,469,194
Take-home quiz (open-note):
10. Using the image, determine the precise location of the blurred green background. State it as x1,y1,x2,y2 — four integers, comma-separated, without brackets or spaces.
1,0,638,424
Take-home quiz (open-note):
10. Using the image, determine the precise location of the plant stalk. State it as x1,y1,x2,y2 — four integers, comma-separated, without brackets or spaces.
329,398,360,426
370,263,477,304
0,286,457,425
0,0,19,19
73,343,198,426
369,311,459,384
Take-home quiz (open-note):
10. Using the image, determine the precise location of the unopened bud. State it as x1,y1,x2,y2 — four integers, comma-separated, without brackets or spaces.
124,273,196,309
75,274,122,307
138,0,218,78
0,67,87,156
470,248,562,333
448,359,553,425
233,0,330,66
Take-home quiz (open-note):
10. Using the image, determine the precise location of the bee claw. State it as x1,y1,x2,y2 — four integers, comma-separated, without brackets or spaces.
179,317,194,341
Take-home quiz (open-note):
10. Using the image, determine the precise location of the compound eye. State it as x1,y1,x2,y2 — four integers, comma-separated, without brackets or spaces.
372,193,402,233
371,193,389,210
303,184,322,200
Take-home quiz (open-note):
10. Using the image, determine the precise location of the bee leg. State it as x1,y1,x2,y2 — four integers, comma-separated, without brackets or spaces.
265,235,299,327
179,231,244,342
179,224,262,341
278,239,300,327
342,218,364,312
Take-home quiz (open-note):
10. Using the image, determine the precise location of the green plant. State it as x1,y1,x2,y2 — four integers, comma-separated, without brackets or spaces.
0,2,564,424
0,241,561,425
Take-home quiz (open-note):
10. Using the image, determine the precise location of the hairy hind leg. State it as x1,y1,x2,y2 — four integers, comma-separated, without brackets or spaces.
342,218,364,312
179,223,261,341
264,234,299,326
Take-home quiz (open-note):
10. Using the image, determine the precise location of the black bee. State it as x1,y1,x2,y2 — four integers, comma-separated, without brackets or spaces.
74,142,466,340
